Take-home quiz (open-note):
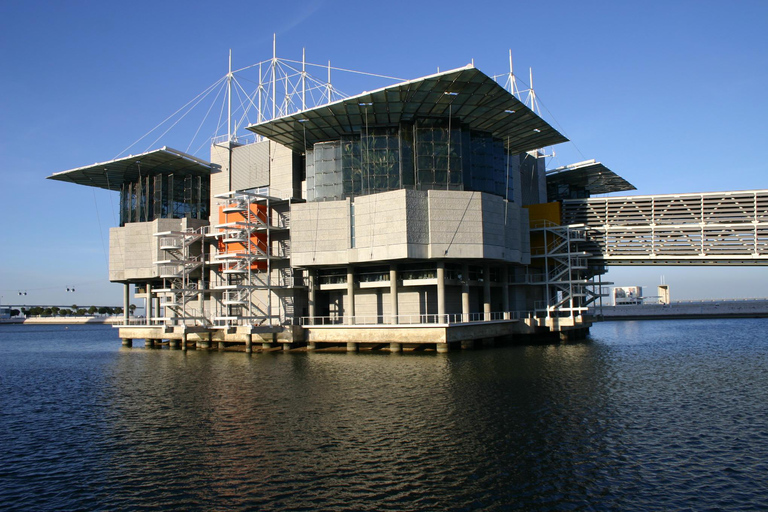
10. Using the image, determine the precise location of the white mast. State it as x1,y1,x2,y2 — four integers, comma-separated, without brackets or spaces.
227,49,233,142
508,49,519,97
257,62,263,124
302,48,306,111
271,34,276,120
528,67,537,114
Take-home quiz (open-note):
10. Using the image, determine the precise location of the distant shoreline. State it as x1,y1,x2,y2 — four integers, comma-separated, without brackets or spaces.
1,317,123,325
592,299,768,321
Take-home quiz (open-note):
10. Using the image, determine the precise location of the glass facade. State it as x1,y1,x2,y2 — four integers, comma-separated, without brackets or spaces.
119,173,209,226
306,117,514,202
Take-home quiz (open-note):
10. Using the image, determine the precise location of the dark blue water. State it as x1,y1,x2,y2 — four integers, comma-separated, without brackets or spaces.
1,320,767,511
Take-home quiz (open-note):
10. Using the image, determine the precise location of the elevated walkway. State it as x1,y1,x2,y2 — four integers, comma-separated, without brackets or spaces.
562,189,768,265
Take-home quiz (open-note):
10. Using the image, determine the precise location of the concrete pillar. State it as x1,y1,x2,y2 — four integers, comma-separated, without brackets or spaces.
346,266,355,324
181,332,188,351
282,343,292,351
123,284,130,325
389,342,402,353
502,265,510,314
262,342,272,349
146,282,153,326
169,339,179,349
461,263,470,322
483,264,491,321
307,341,317,350
218,340,225,351
436,343,450,353
245,334,253,354
308,270,316,324
122,338,132,347
145,338,155,348
436,261,446,323
197,339,211,350
346,342,358,353
390,265,398,324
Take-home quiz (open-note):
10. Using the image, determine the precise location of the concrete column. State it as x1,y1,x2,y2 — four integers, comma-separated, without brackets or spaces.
307,341,317,350
389,342,402,353
146,283,153,326
262,342,272,349
123,284,130,325
461,263,470,322
437,343,450,353
181,332,188,351
145,338,154,348
282,343,292,351
196,339,211,349
346,266,355,324
121,338,132,347
245,334,253,353
308,270,316,323
436,261,446,323
483,264,491,321
169,339,179,349
346,342,358,353
502,265,510,316
389,265,398,324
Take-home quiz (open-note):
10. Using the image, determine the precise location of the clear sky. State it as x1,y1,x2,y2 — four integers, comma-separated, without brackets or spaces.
1,0,767,307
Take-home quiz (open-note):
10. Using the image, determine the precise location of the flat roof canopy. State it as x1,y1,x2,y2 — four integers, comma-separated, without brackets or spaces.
47,147,213,191
546,160,635,195
247,65,568,155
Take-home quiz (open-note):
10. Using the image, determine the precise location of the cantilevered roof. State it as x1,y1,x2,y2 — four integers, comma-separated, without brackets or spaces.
246,65,568,154
546,160,635,195
47,147,213,191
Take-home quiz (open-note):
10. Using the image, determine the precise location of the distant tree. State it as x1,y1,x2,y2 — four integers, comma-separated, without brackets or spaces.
88,306,98,315
98,307,108,315
28,306,41,316
20,307,27,315
71,304,78,311
76,308,86,316
42,308,53,317
11,309,20,317
114,307,123,315
129,304,137,315
51,306,60,317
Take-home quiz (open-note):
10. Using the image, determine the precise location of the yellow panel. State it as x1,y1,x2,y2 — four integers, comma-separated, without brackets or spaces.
525,202,561,228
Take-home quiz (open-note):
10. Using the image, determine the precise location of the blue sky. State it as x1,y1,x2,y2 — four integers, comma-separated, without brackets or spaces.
1,0,767,306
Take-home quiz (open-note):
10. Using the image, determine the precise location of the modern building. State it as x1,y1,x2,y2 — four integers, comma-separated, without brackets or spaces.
49,63,635,351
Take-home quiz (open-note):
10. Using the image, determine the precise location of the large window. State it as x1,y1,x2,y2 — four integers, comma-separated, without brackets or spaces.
306,118,514,202
119,173,209,226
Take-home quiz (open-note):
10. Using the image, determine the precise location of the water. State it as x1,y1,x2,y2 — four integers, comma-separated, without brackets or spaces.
1,320,767,511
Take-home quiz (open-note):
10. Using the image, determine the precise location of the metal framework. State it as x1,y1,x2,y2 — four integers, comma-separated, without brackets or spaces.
209,189,290,328
154,228,207,326
527,221,607,320
563,189,768,265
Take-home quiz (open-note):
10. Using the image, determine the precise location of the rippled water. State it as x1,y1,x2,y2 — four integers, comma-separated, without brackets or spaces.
1,320,767,510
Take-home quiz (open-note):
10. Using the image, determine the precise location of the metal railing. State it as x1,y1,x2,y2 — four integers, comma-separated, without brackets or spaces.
299,311,520,326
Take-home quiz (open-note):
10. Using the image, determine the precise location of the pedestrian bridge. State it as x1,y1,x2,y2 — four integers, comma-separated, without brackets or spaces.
561,189,768,265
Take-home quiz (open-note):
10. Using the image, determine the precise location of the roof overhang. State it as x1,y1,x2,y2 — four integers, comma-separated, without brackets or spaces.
546,160,635,195
47,147,214,191
246,65,568,154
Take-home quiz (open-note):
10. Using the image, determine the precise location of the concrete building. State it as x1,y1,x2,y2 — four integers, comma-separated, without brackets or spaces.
49,64,634,351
